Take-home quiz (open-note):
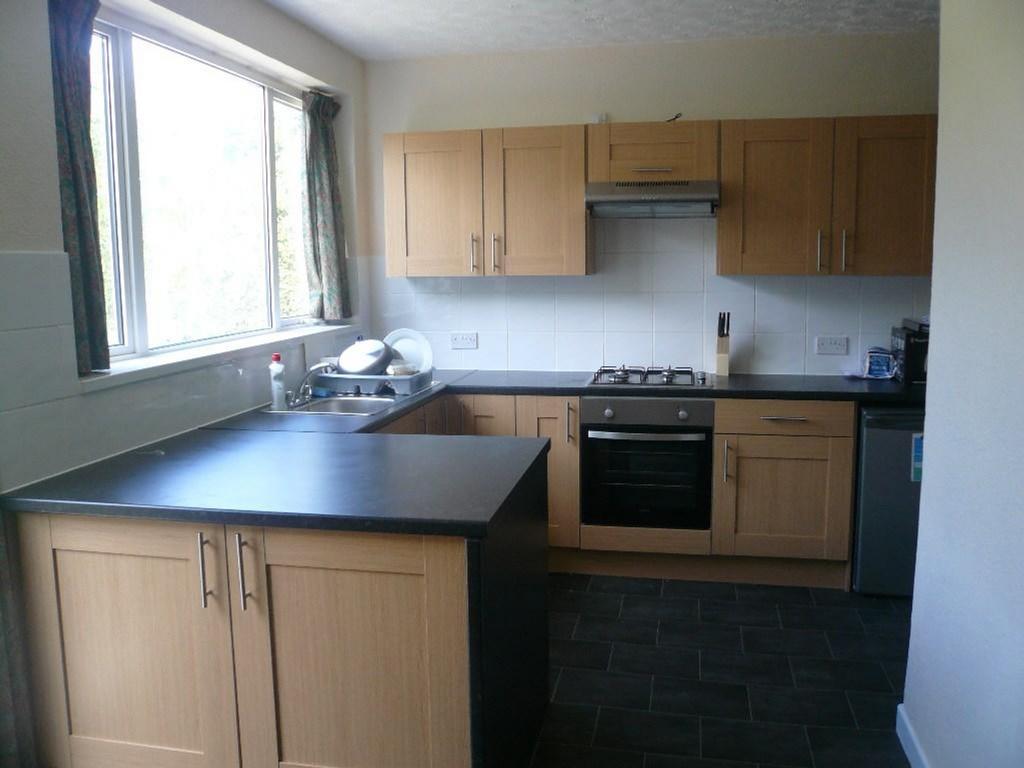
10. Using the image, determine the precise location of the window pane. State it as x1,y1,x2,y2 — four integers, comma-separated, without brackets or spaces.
90,32,124,347
132,37,270,348
273,99,309,319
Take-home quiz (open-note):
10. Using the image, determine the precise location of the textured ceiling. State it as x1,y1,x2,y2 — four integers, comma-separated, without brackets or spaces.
264,0,939,61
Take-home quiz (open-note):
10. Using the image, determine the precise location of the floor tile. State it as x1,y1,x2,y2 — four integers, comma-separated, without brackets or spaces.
857,609,911,637
846,690,901,730
807,726,910,767
651,676,750,719
553,668,651,709
748,685,856,727
644,757,756,768
662,580,737,601
531,741,644,768
576,615,659,645
659,621,742,651
621,594,699,621
790,657,893,692
700,717,813,766
550,638,612,670
609,643,699,678
590,575,663,595
811,588,896,610
827,631,909,662
882,661,907,695
741,627,831,657
550,611,579,639
550,589,623,617
701,650,793,686
700,600,780,627
549,572,592,591
539,702,598,745
735,584,812,605
593,707,700,756
779,604,863,632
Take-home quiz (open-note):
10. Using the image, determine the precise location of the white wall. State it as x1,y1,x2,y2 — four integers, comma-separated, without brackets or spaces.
898,2,1024,766
366,31,940,371
0,0,366,492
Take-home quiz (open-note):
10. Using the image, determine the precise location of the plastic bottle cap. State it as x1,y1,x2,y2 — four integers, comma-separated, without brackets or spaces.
271,353,281,362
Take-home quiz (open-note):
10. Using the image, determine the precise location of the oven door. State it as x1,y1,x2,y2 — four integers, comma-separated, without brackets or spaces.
582,426,712,530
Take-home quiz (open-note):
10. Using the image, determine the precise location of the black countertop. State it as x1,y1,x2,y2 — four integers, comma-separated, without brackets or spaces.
1,428,548,538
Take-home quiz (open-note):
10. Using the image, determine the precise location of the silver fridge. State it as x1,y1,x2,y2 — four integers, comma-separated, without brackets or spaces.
853,407,925,597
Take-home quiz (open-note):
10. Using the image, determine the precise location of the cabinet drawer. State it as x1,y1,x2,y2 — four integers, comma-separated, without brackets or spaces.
715,400,855,437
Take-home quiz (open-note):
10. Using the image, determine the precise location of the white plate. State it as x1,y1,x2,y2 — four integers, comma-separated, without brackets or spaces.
338,339,392,374
383,328,433,374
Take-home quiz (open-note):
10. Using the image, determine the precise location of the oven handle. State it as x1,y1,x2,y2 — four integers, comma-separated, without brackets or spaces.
586,430,707,442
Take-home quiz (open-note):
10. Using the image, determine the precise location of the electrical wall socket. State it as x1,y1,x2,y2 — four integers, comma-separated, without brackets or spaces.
450,332,478,350
814,335,850,355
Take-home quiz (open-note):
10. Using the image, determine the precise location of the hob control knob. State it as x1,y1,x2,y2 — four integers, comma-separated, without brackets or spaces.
677,409,689,421
604,407,615,419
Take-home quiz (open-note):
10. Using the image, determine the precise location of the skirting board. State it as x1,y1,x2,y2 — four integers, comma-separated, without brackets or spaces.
896,704,930,768
549,548,850,589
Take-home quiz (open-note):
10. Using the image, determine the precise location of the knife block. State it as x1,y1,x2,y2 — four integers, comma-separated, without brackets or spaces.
716,337,730,377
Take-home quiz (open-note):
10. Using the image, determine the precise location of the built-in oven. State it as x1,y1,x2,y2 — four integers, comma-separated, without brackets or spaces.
581,398,714,530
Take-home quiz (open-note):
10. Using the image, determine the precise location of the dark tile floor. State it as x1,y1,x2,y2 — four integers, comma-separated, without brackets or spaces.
533,573,912,768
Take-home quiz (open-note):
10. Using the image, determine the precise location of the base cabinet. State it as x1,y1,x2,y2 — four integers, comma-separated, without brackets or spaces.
19,515,472,768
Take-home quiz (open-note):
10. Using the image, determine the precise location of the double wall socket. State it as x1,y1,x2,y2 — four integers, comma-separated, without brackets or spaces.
450,332,478,350
814,335,850,355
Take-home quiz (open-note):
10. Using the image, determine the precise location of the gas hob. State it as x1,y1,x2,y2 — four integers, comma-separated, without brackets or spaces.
590,365,708,387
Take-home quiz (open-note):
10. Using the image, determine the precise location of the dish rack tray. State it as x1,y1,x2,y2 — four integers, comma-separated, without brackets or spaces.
315,369,434,396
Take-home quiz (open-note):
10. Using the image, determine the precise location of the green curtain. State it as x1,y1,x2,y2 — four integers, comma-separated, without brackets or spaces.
303,91,352,320
0,514,37,768
50,0,109,374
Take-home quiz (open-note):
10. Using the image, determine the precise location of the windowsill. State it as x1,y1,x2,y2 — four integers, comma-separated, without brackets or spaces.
79,324,351,395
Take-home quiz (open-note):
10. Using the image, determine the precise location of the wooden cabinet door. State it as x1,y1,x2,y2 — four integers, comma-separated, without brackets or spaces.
712,435,854,560
229,527,471,768
384,130,483,277
587,121,719,182
377,406,426,434
833,115,937,275
19,515,239,768
718,119,835,275
423,397,446,434
516,396,580,548
457,394,517,436
483,125,586,275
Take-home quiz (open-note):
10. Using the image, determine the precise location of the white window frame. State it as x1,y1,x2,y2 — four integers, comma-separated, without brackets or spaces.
94,16,314,360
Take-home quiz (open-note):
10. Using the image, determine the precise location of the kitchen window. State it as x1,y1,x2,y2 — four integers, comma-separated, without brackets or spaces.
90,19,312,357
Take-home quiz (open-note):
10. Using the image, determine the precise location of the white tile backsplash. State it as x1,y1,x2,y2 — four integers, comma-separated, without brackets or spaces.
374,219,931,373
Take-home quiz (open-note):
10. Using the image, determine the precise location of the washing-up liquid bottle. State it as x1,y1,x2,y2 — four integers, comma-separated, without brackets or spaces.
269,353,287,410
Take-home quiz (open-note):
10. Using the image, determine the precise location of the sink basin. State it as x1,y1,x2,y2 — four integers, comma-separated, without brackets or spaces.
269,396,397,416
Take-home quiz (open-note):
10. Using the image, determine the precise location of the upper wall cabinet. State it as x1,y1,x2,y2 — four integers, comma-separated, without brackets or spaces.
384,131,483,277
718,118,836,275
832,115,937,275
718,115,937,276
384,125,587,277
483,125,587,275
587,121,719,183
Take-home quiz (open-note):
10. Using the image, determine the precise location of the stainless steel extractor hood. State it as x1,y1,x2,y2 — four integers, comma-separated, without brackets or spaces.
585,180,719,219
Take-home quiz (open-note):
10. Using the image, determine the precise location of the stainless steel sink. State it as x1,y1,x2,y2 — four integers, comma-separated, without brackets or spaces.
268,396,396,416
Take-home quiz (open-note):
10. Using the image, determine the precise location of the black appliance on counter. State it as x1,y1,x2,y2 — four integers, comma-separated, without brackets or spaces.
891,320,929,384
581,397,714,530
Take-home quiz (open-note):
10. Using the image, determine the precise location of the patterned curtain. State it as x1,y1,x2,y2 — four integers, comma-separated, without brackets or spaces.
0,514,37,767
50,0,109,374
303,91,353,320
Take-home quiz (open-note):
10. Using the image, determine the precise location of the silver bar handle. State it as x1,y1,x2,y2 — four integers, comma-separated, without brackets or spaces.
197,532,213,609
490,233,500,272
723,440,730,484
587,430,706,443
469,234,477,272
234,533,253,612
631,167,673,173
565,401,573,444
816,229,823,272
760,415,809,422
841,228,848,272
